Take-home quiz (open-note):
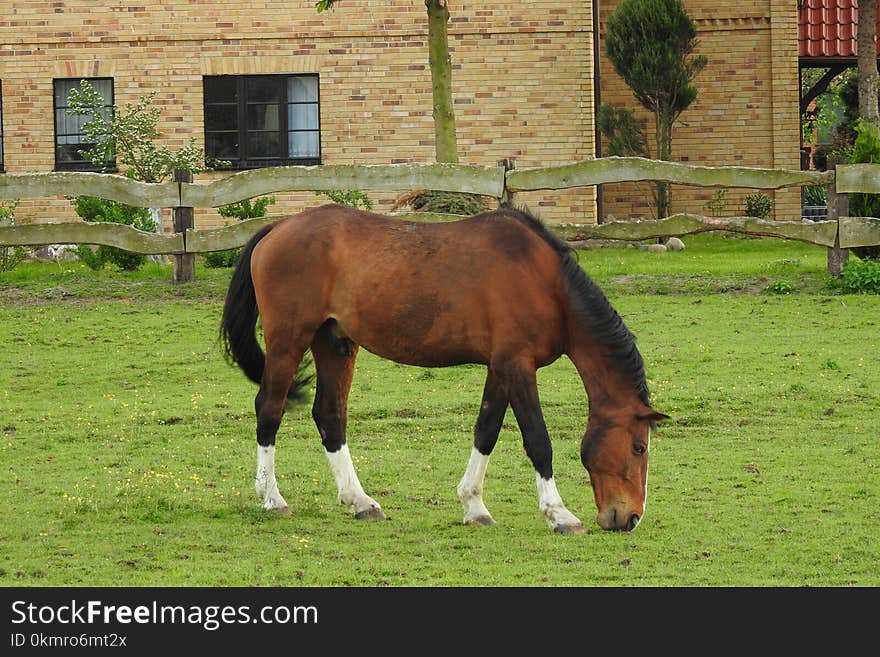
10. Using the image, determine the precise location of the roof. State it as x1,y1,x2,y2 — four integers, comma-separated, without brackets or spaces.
798,0,878,61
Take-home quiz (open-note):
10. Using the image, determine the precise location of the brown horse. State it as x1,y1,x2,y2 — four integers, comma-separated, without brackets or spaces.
221,203,667,533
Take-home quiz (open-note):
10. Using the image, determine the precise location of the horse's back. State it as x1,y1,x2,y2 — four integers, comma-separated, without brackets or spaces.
251,204,569,367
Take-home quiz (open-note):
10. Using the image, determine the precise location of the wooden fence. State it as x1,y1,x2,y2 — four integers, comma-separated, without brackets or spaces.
1,156,879,281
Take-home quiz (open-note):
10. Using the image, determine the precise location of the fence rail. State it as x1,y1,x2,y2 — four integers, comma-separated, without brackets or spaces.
1,157,880,279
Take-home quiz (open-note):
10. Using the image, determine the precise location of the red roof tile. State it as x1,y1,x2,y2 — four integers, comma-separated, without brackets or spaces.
798,0,878,60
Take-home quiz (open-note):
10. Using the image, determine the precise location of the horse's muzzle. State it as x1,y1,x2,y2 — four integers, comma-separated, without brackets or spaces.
597,508,641,532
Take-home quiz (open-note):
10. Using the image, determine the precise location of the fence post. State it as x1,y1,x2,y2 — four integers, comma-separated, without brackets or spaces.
498,158,516,207
825,158,849,277
173,169,195,284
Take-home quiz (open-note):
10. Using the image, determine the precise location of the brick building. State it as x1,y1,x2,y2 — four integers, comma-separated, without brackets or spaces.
0,1,806,229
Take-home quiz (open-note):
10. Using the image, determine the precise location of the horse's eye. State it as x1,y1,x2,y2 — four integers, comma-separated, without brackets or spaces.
632,443,647,456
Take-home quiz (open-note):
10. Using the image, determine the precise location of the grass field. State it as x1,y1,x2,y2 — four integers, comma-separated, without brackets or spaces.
0,234,877,587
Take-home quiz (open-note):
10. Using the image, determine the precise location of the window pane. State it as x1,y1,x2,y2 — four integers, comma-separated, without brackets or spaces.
54,80,77,107
287,76,318,102
246,77,281,103
288,104,318,131
206,132,239,160
204,77,238,104
247,131,281,158
288,131,319,159
205,105,237,131
90,79,113,104
246,104,280,131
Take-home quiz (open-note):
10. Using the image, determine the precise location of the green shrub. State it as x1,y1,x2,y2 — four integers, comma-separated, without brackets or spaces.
840,258,880,294
72,196,155,271
204,196,276,268
744,192,773,220
315,189,374,211
848,119,880,260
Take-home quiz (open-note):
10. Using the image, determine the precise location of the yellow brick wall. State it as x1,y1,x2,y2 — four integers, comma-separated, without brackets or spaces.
0,1,596,229
598,0,802,222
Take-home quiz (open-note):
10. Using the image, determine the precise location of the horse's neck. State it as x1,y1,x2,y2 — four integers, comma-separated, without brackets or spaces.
566,327,640,415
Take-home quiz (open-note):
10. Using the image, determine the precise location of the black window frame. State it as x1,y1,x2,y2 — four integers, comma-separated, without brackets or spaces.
203,74,321,170
53,77,115,172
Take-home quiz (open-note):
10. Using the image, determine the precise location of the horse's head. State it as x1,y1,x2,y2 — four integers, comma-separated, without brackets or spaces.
580,408,669,531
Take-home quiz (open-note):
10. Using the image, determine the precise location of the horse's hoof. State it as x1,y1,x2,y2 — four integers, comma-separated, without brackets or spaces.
355,507,387,521
465,515,496,527
270,506,292,516
554,523,586,535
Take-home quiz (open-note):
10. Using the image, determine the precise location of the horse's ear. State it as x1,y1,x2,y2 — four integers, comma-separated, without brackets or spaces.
638,410,671,423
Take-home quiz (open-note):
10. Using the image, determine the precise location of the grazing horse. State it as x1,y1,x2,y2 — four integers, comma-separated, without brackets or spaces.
221,203,667,533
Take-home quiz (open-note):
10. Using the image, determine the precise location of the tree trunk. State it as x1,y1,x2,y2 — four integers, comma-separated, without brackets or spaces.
858,0,879,126
426,0,458,163
654,110,673,220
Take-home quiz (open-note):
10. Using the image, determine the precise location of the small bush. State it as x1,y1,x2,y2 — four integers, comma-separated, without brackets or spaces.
744,192,773,220
72,196,155,271
204,197,277,268
765,280,795,295
315,190,374,211
840,258,880,294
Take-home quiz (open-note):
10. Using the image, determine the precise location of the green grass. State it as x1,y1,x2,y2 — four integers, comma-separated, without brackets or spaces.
0,235,878,586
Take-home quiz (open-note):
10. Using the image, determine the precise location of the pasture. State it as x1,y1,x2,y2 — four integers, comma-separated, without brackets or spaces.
0,234,877,586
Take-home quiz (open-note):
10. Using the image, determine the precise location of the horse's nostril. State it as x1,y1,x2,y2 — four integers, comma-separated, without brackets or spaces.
626,513,640,531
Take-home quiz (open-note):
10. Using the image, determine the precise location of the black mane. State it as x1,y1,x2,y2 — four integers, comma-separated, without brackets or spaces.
502,204,650,406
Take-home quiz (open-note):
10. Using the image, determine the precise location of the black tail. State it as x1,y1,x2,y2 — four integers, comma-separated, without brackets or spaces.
220,224,312,403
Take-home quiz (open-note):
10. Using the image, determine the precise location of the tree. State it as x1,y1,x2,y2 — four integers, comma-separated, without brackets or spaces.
316,0,458,163
857,0,879,127
66,80,212,183
604,0,707,219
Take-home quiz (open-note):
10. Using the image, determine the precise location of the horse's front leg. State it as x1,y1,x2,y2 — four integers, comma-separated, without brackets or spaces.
312,325,385,520
458,368,508,526
506,364,586,534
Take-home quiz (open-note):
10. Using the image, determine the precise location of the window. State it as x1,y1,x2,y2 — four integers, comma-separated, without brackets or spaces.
204,74,320,169
53,78,114,171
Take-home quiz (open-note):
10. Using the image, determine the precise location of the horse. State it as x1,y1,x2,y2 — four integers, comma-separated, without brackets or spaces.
220,203,668,533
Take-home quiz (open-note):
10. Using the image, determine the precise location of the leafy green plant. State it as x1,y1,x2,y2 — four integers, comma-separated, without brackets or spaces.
66,80,217,183
597,103,649,158
0,200,28,272
802,184,827,207
847,118,880,260
72,196,155,271
744,192,773,220
840,258,880,294
705,189,728,217
315,189,374,211
204,197,277,268
765,279,795,295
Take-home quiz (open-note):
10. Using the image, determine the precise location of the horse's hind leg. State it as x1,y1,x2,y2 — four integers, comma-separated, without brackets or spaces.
311,321,385,521
254,337,311,514
458,368,508,526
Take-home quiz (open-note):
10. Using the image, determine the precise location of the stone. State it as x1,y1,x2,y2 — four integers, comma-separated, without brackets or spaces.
665,237,685,251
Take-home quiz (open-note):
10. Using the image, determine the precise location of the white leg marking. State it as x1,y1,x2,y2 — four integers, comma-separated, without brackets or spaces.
536,473,583,531
325,445,383,517
457,447,495,525
254,445,289,511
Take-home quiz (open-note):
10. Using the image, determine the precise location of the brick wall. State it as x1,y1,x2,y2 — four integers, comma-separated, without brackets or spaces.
0,1,596,229
598,0,802,222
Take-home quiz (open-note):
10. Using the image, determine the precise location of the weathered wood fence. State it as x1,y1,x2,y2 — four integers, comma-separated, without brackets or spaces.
1,156,879,281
